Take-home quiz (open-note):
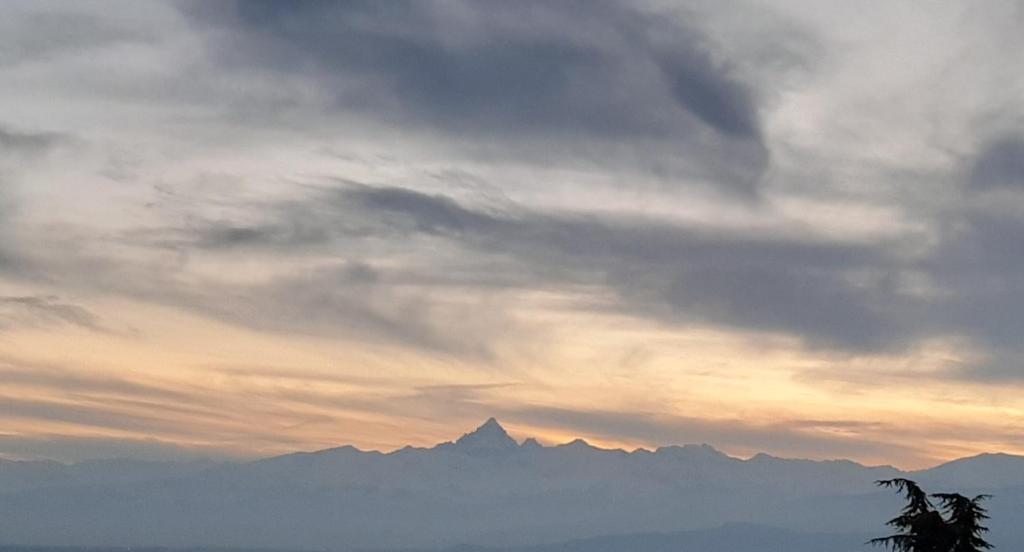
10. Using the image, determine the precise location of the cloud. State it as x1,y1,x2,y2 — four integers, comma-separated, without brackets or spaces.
0,3,151,66
182,0,770,195
0,171,988,368
902,137,1024,381
0,295,107,333
970,135,1024,191
104,181,926,354
0,125,64,156
0,355,195,402
332,185,915,351
194,262,512,357
0,354,378,460
328,182,1024,369
3,0,1024,466
1,222,515,356
654,45,760,138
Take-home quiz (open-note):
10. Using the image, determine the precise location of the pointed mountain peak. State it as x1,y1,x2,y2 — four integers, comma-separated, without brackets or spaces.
520,437,543,450
558,438,595,450
478,417,504,432
452,418,518,453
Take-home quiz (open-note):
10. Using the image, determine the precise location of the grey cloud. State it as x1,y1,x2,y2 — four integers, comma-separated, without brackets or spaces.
350,186,500,236
338,185,914,351
0,4,151,66
942,350,1024,383
189,222,330,250
0,295,106,333
183,0,769,195
204,263,506,357
0,125,64,155
933,217,1024,346
654,46,760,139
137,183,918,353
652,264,909,351
7,227,512,357
970,135,1024,190
85,188,505,356
915,161,1024,380
337,183,1024,366
7,0,1024,467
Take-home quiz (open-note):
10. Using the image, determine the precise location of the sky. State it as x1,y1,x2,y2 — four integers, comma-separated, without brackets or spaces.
1,0,1023,469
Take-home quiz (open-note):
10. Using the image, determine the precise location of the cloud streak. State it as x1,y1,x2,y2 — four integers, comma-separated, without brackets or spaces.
0,295,107,333
184,0,770,195
1,0,1024,465
159,183,913,352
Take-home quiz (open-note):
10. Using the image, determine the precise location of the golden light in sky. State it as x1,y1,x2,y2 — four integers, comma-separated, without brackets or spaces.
2,0,1024,473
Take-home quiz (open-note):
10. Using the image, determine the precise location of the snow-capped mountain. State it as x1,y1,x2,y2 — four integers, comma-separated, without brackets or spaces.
1,419,1022,551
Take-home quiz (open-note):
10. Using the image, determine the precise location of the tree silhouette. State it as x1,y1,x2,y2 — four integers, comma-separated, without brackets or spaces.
933,492,993,551
870,478,993,552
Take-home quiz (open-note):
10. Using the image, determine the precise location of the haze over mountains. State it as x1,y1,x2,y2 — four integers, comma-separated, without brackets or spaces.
2,419,1023,551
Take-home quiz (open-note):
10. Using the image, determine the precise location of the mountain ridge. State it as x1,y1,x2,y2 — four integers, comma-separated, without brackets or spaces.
256,418,1008,473
4,417,1021,472
2,418,1024,550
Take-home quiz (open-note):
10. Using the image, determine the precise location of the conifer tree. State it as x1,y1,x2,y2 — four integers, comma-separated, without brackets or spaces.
870,479,957,552
933,492,993,551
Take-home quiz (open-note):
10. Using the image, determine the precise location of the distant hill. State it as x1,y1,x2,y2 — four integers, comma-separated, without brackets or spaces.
2,419,1022,551
0,524,876,552
425,523,873,552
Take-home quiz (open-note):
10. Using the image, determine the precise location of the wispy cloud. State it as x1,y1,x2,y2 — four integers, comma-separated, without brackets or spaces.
0,295,107,333
0,0,1023,465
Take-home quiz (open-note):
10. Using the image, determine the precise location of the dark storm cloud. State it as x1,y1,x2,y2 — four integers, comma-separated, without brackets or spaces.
182,0,768,194
970,135,1024,190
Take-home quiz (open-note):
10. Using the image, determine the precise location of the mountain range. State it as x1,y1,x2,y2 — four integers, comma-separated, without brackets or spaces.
2,418,1023,551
